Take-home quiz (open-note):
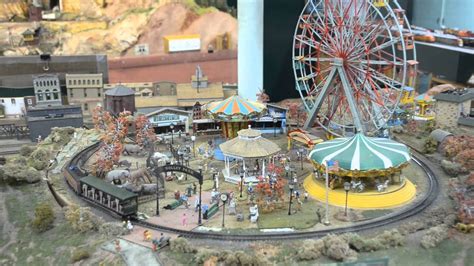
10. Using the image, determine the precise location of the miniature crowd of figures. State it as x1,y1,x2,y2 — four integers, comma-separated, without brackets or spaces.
143,230,170,251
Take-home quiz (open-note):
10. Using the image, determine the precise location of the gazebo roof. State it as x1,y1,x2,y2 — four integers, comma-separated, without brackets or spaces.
309,134,410,171
204,95,266,121
220,128,281,159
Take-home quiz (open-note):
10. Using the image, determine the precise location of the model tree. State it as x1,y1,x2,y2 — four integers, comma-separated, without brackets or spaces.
256,89,270,103
92,105,106,131
93,110,131,177
255,163,286,213
287,103,307,127
135,114,157,149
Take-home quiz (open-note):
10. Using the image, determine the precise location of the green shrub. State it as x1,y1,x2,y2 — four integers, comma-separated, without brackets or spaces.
423,137,438,154
19,145,35,157
296,239,325,261
322,234,358,262
64,205,103,232
170,238,197,254
421,225,448,249
376,229,404,248
71,248,90,263
31,202,55,232
28,147,51,170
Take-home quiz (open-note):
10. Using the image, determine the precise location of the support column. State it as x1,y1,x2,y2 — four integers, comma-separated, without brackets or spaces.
238,0,263,101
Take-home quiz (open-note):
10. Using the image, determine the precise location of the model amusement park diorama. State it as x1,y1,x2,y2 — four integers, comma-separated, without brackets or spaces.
0,0,474,265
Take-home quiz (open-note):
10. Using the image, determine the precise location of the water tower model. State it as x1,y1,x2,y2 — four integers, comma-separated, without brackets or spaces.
104,84,136,115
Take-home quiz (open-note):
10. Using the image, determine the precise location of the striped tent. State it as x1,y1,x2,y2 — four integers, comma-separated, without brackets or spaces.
309,134,410,172
415,93,434,103
204,95,266,121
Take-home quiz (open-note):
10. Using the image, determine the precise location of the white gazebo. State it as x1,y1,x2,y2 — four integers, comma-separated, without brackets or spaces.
220,128,281,184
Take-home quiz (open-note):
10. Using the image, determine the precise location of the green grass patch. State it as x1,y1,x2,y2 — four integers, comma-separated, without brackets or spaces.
466,246,474,266
361,209,393,220
2,185,106,265
359,239,464,266
257,200,320,229
162,251,195,265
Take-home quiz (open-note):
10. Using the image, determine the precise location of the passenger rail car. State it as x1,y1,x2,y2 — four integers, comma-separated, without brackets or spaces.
64,142,138,217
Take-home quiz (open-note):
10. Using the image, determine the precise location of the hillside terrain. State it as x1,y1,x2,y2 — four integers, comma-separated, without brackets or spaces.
0,0,237,57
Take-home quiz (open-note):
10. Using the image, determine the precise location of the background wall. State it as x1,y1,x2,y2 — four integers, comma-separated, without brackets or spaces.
263,0,305,102
412,0,474,31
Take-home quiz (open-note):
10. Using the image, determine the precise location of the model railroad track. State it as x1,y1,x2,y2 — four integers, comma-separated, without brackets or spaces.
66,142,439,241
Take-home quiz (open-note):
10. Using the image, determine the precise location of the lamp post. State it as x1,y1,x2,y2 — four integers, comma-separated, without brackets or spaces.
299,148,305,170
220,193,228,228
191,135,196,157
239,173,244,198
198,166,203,225
177,150,182,165
344,182,351,216
156,174,161,216
212,172,217,190
288,183,294,215
170,124,175,145
273,117,278,138
323,161,330,225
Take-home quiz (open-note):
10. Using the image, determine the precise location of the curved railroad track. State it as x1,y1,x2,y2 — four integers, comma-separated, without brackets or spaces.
66,142,439,241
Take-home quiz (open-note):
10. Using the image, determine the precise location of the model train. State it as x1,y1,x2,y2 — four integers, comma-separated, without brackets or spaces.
64,142,138,218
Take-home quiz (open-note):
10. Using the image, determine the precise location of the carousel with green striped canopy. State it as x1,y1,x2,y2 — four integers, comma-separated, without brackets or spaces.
309,133,411,190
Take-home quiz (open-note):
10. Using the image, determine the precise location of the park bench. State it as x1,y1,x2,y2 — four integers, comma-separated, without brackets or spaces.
164,199,183,210
203,203,219,219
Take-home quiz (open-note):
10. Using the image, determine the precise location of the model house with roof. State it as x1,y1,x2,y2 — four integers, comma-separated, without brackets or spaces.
434,88,474,130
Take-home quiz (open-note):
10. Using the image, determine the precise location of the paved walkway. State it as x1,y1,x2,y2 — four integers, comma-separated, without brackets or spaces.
121,225,179,250
102,238,162,266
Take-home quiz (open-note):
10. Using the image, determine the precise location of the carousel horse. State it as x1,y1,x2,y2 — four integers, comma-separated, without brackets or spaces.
351,180,365,193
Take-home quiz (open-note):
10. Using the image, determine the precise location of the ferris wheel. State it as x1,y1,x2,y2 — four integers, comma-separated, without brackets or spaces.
293,0,417,137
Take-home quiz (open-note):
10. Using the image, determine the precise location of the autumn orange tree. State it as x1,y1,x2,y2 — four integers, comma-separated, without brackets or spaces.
255,163,287,212
135,114,157,149
93,110,131,177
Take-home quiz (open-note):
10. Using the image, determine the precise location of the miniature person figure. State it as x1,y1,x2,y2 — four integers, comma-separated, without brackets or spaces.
158,233,165,244
228,191,234,205
193,182,197,194
304,191,309,202
127,220,133,232
186,184,193,197
115,239,121,253
295,190,300,199
316,208,322,223
181,195,189,209
181,213,188,226
36,135,42,143
296,197,303,211
194,197,200,212
143,230,149,241
174,190,181,200
144,230,152,241
211,189,218,204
